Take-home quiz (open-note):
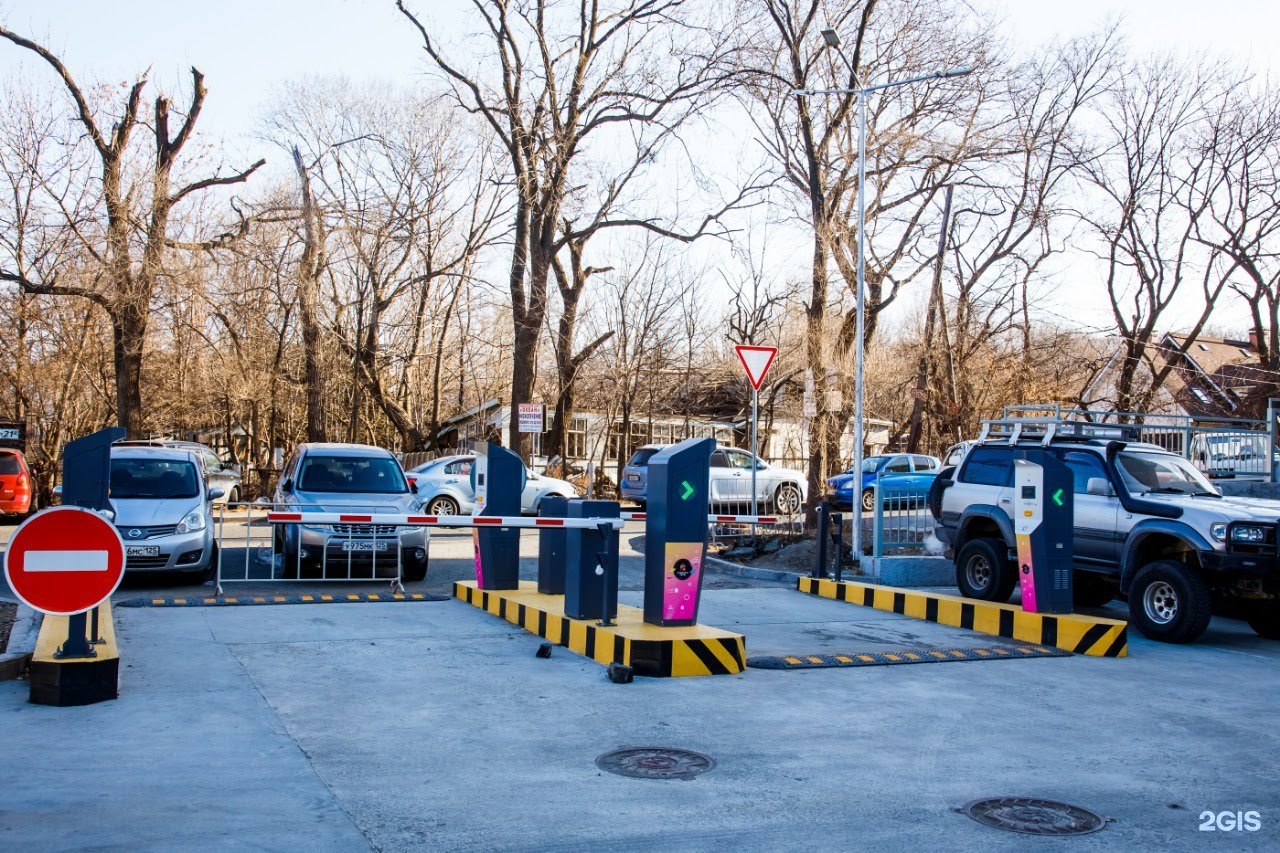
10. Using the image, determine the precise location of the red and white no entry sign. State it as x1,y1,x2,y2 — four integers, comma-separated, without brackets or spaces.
4,506,125,616
734,345,778,391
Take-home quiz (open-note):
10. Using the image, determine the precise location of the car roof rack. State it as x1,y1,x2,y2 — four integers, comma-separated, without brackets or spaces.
977,417,1140,446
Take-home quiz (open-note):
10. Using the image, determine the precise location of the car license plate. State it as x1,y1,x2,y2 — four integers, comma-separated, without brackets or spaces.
126,545,160,557
342,540,390,553
628,474,640,482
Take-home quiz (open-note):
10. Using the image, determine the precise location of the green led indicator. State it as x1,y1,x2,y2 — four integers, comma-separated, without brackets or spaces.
680,480,695,501
1052,488,1065,507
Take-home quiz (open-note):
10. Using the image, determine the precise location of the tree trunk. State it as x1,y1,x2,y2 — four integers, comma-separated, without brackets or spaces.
111,300,147,437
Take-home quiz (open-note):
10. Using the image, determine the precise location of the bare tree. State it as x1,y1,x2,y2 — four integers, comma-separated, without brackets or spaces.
1080,55,1241,415
397,0,744,458
0,25,263,435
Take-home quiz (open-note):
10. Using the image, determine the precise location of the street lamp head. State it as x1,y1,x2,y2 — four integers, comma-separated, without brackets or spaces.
820,29,841,47
936,66,975,80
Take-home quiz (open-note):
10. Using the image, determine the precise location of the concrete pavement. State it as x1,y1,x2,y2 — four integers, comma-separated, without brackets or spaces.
2,567,1278,850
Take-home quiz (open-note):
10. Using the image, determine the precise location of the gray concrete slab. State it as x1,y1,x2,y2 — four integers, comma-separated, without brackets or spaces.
0,606,371,851
3,585,1276,851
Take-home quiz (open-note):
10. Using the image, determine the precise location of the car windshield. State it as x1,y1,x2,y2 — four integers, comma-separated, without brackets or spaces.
627,448,660,468
1115,451,1219,497
110,458,200,499
298,455,407,494
857,458,886,474
0,453,21,474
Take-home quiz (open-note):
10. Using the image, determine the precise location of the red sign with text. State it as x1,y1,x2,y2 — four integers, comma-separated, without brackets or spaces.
4,507,125,615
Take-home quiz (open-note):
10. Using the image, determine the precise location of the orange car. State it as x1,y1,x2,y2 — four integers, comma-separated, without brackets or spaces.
0,448,33,518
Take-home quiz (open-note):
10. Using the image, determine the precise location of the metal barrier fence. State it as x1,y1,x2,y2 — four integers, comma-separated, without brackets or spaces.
214,502,630,596
1003,404,1276,481
870,476,934,558
213,501,421,595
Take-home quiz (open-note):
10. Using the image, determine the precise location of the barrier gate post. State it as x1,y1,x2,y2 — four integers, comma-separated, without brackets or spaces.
643,436,714,626
471,441,525,590
58,426,125,658
1012,451,1074,613
563,499,621,620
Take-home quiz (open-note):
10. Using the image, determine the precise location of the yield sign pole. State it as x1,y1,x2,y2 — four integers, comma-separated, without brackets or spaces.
734,345,779,520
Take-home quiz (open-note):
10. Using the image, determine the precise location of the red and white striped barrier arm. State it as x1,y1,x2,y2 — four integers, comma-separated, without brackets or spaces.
618,511,790,525
265,512,624,530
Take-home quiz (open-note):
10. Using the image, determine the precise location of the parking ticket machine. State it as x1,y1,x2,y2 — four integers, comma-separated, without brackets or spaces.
1012,453,1074,613
643,436,715,626
470,441,525,590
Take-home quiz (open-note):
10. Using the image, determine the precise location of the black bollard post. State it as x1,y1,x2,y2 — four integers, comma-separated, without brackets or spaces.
813,501,829,579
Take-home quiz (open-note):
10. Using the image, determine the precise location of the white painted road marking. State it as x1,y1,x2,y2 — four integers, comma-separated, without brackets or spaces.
23,550,110,572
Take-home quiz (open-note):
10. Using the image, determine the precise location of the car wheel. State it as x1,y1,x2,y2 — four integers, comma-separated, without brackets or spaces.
1127,560,1212,643
196,543,219,584
774,483,802,515
1073,572,1117,609
227,487,240,505
861,488,876,513
426,495,459,516
1246,603,1280,640
955,537,1016,602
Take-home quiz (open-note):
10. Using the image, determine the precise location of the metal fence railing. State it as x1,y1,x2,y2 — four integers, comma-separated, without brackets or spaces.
870,473,935,559
1003,404,1276,482
213,502,414,595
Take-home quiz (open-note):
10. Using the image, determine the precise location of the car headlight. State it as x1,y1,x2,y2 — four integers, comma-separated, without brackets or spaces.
1210,523,1227,542
176,510,206,534
1230,524,1267,544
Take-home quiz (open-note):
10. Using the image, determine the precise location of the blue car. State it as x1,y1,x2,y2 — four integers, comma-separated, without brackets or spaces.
828,453,941,512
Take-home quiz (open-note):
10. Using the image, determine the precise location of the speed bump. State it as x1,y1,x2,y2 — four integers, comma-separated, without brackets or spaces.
797,576,1128,658
454,580,746,678
748,644,1070,670
116,591,449,607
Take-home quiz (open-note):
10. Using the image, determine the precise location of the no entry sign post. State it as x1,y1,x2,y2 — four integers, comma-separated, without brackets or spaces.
734,345,779,520
5,506,126,658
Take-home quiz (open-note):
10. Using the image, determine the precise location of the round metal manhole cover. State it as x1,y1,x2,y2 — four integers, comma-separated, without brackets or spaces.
962,798,1106,836
596,747,715,780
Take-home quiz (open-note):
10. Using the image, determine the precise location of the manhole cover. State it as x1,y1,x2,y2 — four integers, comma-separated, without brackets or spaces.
962,797,1106,836
596,747,715,780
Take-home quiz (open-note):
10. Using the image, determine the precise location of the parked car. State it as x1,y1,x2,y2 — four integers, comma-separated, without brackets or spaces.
410,455,579,516
109,444,221,578
0,448,34,519
620,444,807,514
117,440,243,504
1188,431,1277,481
828,453,941,512
274,443,429,582
931,418,1280,643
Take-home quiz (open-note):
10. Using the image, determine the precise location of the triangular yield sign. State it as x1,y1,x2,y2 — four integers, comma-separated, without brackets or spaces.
734,344,778,391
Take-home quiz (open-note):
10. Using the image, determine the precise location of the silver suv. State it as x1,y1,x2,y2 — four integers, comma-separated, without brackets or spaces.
931,419,1280,644
274,443,429,582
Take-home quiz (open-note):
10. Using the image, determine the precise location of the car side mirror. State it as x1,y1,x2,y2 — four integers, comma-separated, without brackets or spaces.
281,478,294,493
208,487,225,501
1086,477,1115,497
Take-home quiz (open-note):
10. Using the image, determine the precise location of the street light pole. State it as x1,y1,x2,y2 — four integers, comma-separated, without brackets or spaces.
797,29,972,570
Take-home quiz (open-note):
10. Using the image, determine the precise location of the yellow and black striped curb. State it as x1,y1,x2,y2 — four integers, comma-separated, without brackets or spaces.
748,644,1069,670
30,602,119,706
454,580,746,678
796,576,1128,658
116,592,449,608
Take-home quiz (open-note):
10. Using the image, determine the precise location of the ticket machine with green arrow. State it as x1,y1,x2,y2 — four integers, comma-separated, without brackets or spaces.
1011,451,1074,614
643,436,714,626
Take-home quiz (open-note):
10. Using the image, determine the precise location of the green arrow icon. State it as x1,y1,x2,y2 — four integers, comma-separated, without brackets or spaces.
680,480,695,501
1052,488,1065,507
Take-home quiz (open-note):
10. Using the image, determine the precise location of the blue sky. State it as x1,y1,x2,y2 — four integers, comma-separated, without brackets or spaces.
1,0,1276,334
